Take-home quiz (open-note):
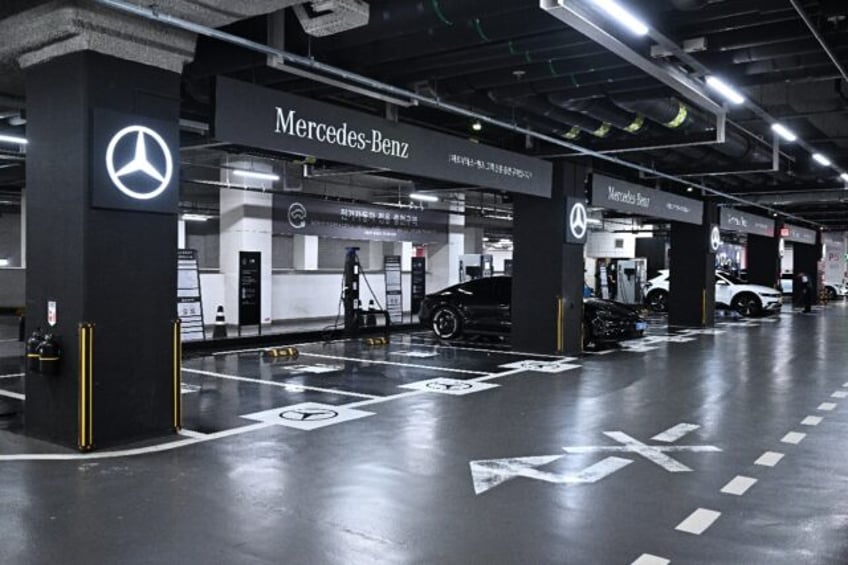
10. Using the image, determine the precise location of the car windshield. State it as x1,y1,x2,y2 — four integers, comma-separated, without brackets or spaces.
717,271,744,284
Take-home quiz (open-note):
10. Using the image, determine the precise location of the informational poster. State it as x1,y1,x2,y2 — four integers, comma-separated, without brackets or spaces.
384,255,403,325
238,251,262,332
177,249,205,341
411,257,427,318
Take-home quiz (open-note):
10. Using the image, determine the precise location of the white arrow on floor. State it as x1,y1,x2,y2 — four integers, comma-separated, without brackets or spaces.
470,455,632,495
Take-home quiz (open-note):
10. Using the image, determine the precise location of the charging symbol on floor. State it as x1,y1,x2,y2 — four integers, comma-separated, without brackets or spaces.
470,423,721,495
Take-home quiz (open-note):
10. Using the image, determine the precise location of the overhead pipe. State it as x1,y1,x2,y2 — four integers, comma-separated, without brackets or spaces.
91,0,824,227
789,0,848,84
488,94,612,138
548,95,649,134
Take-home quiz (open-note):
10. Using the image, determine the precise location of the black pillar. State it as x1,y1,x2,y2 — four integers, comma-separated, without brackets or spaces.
793,242,820,305
513,161,586,355
668,203,717,327
746,233,781,289
26,52,180,449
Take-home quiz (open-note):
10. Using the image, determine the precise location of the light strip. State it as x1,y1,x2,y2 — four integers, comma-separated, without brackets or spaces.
0,134,27,145
232,169,280,181
813,153,832,167
705,76,746,105
591,0,649,36
410,193,439,202
840,173,848,182
771,123,797,143
182,214,211,222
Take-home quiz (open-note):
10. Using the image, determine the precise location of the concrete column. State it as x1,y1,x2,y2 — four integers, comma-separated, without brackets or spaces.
293,234,318,270
668,203,717,327
366,240,384,271
747,233,780,289
463,227,484,254
429,199,464,291
220,162,274,327
512,161,586,355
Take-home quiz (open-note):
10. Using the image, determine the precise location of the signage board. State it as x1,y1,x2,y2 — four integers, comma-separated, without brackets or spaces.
384,255,403,325
411,257,427,318
273,194,449,243
238,251,262,328
565,197,588,244
177,249,205,341
91,109,178,214
590,174,703,225
215,77,552,197
784,224,817,245
719,208,775,237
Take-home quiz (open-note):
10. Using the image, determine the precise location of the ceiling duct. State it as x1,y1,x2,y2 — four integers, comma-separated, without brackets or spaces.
294,0,369,37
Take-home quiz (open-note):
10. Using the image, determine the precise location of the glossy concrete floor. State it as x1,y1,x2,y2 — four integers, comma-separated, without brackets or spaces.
0,307,847,564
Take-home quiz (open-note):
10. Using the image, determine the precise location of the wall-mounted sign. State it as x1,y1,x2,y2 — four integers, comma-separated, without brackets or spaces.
719,208,775,237
91,109,178,214
272,195,449,243
411,257,427,317
590,174,703,225
214,77,553,197
709,225,721,252
565,197,588,244
177,249,205,341
783,224,817,245
384,255,403,325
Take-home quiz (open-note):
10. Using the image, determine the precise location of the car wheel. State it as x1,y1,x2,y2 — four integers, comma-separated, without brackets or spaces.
826,286,837,301
731,293,762,317
431,306,463,340
646,290,668,312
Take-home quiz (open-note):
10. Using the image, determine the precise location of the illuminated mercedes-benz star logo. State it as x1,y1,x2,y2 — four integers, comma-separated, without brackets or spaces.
288,202,307,229
710,226,722,252
569,202,588,240
280,408,338,422
105,125,173,200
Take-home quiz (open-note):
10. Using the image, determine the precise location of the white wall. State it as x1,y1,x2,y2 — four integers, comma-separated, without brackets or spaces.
586,230,636,259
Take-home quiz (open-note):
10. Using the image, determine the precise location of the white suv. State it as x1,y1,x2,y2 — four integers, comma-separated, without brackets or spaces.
644,270,783,316
779,274,847,300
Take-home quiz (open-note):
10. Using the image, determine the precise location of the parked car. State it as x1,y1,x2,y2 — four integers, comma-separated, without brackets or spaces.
779,273,846,300
643,270,783,316
418,276,647,347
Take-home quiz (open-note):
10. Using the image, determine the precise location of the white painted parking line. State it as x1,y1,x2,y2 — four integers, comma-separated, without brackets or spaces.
755,451,784,467
781,432,806,445
652,423,699,443
498,360,581,373
801,416,823,426
675,508,721,535
399,378,499,396
0,373,23,379
0,389,24,401
178,429,208,439
182,368,379,400
298,352,489,375
405,337,574,360
818,402,837,411
631,554,670,565
831,391,848,399
721,475,758,496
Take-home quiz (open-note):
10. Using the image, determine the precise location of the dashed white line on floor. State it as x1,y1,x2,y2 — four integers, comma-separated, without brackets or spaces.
801,416,823,426
720,475,758,496
631,554,670,565
781,432,806,445
818,402,837,411
831,391,848,399
675,508,721,535
755,451,784,467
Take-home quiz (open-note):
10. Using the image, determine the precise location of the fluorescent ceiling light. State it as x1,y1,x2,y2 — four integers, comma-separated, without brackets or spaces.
471,120,483,132
840,173,848,182
591,0,649,36
0,134,27,145
705,76,746,105
410,193,439,202
182,213,212,222
0,258,9,267
232,169,280,182
771,123,797,143
812,153,831,167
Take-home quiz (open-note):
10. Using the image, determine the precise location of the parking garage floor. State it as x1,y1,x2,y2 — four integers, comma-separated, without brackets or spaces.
0,307,847,564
